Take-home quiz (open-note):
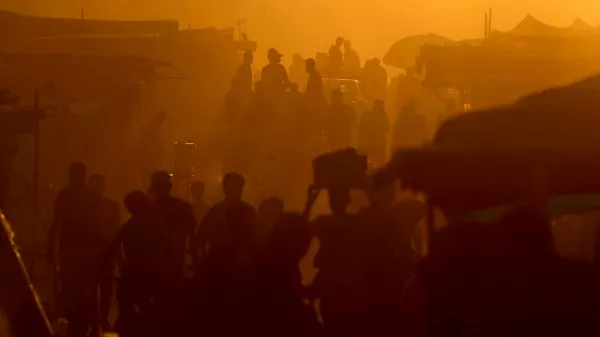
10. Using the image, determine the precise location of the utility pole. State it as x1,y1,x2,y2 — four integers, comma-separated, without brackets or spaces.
33,89,39,209
485,13,489,38
488,8,493,37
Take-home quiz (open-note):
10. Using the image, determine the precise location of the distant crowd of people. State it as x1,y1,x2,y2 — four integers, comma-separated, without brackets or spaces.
222,38,427,197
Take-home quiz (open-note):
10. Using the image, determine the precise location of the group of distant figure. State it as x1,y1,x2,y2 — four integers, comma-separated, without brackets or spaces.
47,160,425,337
287,37,388,100
223,37,424,192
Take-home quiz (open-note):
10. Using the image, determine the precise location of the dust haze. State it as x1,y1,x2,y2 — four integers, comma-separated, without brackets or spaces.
6,0,600,60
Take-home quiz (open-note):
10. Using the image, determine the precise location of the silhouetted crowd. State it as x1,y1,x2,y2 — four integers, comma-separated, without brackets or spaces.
43,40,600,337
48,159,425,337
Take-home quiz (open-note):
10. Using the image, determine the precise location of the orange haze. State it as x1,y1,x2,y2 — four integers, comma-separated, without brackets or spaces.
5,0,600,61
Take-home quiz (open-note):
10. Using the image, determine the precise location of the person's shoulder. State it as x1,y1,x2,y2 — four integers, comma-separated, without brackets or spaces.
241,200,257,212
169,196,192,209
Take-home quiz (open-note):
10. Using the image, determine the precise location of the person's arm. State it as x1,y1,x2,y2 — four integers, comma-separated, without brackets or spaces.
98,226,125,282
303,185,320,220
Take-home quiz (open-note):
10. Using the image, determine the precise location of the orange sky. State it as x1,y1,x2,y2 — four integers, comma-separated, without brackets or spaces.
4,0,600,59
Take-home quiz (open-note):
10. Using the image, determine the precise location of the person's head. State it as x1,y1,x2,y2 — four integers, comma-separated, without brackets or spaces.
331,89,343,105
372,58,381,67
328,187,351,216
150,171,172,198
306,58,316,74
68,161,87,186
289,83,299,92
88,174,106,197
190,181,205,201
267,48,283,64
336,36,344,47
243,51,254,66
344,40,352,49
124,190,149,216
222,172,245,201
373,99,385,112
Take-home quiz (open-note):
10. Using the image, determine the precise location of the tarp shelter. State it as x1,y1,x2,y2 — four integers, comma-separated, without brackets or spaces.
510,14,597,37
417,34,600,108
383,33,453,69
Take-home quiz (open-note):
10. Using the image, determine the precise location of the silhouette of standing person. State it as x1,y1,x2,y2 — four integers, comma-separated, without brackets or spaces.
48,161,102,337
372,58,388,100
147,171,197,280
358,185,425,337
328,37,345,77
326,89,356,151
236,51,254,93
197,173,257,257
303,58,326,142
261,48,290,93
254,213,321,337
343,40,361,78
304,185,366,337
195,173,258,337
305,58,324,102
88,174,121,333
105,190,174,337
359,99,390,167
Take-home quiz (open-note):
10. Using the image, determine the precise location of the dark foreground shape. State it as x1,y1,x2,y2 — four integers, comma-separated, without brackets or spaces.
0,211,53,337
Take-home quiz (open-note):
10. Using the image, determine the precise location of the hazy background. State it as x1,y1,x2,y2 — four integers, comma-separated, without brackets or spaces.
4,0,600,62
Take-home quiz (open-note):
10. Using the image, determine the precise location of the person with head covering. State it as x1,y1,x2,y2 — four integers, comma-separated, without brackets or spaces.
261,48,290,92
